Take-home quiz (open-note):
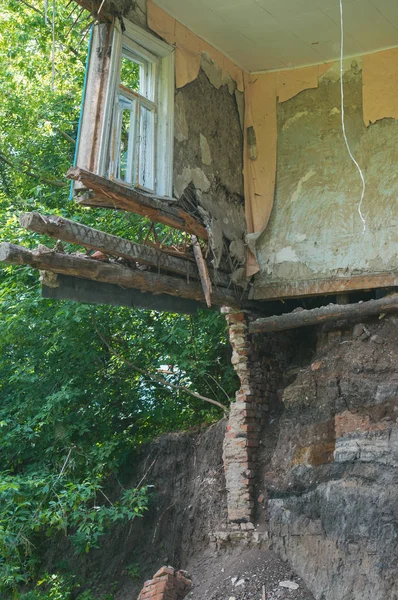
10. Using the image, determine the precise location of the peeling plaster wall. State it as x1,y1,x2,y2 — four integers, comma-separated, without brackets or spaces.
87,0,246,270
84,1,398,293
147,0,244,92
252,59,398,299
145,0,246,269
244,63,332,277
363,48,398,126
173,70,245,261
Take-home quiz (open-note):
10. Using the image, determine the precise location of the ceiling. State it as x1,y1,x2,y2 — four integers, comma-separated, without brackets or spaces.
153,0,398,71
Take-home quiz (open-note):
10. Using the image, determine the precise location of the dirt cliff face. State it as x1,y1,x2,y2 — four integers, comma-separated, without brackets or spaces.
114,314,398,600
93,420,228,599
54,315,398,600
259,315,398,600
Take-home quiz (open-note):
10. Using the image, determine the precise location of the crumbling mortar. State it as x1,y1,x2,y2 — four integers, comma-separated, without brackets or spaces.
223,308,280,528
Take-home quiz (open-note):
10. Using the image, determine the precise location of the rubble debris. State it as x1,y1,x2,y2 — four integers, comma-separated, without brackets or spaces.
279,580,300,590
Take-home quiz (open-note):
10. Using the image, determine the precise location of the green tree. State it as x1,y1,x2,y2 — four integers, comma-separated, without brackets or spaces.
0,0,236,593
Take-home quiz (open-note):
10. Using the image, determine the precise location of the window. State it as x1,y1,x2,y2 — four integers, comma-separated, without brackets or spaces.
76,21,174,198
110,43,157,191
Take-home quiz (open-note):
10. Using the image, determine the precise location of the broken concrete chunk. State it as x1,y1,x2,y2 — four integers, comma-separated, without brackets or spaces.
191,167,211,192
174,167,211,198
229,239,246,265
279,580,299,590
200,191,245,241
200,133,212,166
174,166,192,199
353,323,371,339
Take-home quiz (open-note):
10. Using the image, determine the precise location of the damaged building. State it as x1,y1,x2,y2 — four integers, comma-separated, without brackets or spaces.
1,0,398,598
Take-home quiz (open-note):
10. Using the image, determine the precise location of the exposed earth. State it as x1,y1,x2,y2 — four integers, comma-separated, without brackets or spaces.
187,548,315,600
38,314,398,600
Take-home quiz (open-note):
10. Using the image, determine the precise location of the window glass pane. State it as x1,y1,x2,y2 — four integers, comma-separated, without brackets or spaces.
120,54,140,92
138,105,155,191
116,96,135,184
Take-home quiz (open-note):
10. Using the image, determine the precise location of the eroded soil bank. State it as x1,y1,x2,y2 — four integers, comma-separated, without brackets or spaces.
51,314,398,600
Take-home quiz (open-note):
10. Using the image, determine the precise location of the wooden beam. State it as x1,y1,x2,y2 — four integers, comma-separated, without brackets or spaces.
71,0,113,21
0,243,238,308
42,274,207,313
253,273,398,300
19,212,230,287
75,24,113,177
191,234,212,308
249,294,398,333
67,167,208,240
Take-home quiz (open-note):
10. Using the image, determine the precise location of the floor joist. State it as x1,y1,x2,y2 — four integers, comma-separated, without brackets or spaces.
0,243,239,308
19,212,230,287
42,274,207,313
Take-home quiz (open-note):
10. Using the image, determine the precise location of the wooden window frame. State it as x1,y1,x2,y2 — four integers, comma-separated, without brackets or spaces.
76,21,174,198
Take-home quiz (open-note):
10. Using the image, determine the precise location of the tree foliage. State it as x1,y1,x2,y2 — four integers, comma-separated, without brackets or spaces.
0,0,237,595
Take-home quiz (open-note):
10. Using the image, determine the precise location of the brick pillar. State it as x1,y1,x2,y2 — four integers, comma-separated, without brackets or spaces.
222,308,268,525
137,566,192,600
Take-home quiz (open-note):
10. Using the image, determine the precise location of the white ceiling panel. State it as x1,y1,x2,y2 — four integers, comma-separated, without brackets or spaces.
153,0,398,71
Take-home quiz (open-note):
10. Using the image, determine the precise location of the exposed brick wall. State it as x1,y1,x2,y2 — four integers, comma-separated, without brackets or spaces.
222,307,290,527
137,566,192,600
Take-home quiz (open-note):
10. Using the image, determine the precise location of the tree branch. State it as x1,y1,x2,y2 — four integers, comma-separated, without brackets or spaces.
94,323,229,414
58,129,76,145
0,152,66,188
20,0,43,15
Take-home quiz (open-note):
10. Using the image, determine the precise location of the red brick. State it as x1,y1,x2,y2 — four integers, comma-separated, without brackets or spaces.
154,575,172,583
152,581,171,595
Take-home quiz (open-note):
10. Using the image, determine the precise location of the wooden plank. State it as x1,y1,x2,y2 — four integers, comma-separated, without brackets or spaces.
249,294,398,333
75,24,112,178
253,273,398,300
0,243,238,307
19,212,230,287
67,167,209,240
191,234,212,307
42,274,207,313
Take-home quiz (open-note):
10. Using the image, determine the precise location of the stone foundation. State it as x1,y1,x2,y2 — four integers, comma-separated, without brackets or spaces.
137,566,192,600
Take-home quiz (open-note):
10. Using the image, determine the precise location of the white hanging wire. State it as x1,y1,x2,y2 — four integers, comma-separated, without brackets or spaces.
44,0,48,24
339,0,367,234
